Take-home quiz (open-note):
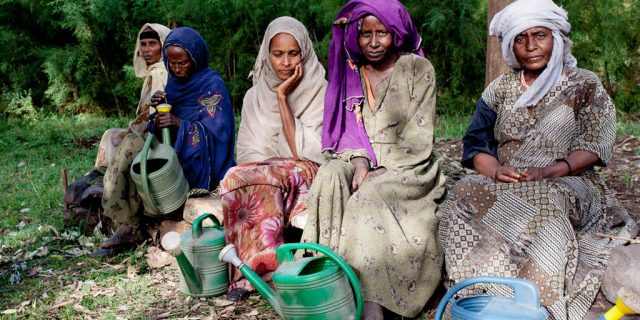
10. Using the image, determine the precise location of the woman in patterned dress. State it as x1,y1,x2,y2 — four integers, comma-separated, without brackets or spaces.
300,1,446,318
96,27,236,255
94,23,171,168
220,17,326,301
438,1,638,319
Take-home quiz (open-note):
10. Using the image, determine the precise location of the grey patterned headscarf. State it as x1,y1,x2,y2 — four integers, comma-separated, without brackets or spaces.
489,0,577,108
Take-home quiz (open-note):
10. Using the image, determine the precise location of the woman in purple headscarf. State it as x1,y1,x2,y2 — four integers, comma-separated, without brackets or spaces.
300,1,446,318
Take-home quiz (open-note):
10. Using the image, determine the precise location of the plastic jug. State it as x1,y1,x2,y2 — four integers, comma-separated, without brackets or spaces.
435,276,549,320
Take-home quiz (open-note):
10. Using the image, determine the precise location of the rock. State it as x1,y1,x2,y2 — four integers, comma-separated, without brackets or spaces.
147,220,190,246
602,244,640,303
183,196,224,226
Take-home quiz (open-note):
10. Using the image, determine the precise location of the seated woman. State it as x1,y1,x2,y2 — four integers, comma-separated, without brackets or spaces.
94,23,171,168
438,1,638,319
96,27,236,255
220,16,325,301
300,1,446,318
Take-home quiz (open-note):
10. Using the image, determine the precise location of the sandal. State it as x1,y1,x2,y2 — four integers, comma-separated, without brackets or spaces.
227,288,251,302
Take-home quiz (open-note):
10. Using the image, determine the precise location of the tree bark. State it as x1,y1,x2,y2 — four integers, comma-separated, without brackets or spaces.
485,0,516,86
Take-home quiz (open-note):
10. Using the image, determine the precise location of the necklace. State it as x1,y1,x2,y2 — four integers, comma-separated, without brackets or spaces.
520,70,529,89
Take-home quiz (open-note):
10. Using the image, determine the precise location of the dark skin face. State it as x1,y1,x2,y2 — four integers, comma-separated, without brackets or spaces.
358,15,398,68
166,45,194,81
139,30,162,66
269,33,302,81
513,26,554,82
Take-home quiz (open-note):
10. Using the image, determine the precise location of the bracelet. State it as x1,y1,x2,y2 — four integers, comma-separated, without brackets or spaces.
559,159,572,176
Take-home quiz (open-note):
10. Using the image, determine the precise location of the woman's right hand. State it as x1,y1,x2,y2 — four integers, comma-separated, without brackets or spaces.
351,157,370,192
276,64,303,100
494,165,521,183
150,90,166,107
294,159,319,184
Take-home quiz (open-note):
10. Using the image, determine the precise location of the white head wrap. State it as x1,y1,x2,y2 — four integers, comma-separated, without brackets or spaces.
237,16,326,164
489,0,576,108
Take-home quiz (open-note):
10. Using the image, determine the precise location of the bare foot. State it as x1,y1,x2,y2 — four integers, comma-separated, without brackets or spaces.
363,301,384,320
99,224,141,249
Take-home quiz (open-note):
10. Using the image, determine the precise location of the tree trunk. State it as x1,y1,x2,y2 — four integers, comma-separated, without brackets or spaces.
485,0,516,86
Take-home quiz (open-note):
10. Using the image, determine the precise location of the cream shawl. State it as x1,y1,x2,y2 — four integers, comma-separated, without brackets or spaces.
237,16,326,164
132,23,171,114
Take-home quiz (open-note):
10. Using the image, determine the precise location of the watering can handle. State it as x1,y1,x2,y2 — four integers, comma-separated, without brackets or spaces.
161,127,171,146
434,276,542,320
139,134,159,210
192,213,222,239
276,243,364,320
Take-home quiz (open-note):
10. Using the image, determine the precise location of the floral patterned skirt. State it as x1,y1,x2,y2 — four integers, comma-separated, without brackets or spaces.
220,160,311,291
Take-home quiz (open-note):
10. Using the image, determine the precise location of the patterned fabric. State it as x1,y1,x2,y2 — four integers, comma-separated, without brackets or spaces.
438,68,638,320
160,27,236,190
220,160,312,291
94,23,170,168
301,54,446,318
102,133,146,229
321,0,424,167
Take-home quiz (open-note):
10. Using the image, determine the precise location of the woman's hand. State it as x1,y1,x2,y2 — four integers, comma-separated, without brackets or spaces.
519,167,548,182
494,165,522,183
351,157,370,192
294,159,319,184
155,112,182,129
364,167,387,181
276,64,303,100
150,90,166,107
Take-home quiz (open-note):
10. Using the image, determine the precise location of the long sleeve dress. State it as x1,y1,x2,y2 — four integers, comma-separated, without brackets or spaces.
300,53,446,318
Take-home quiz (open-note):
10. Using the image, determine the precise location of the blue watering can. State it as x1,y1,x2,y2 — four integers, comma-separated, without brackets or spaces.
434,276,549,320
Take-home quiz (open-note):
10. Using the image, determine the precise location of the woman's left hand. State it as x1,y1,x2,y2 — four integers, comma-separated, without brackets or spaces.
155,112,182,129
364,167,387,181
277,64,303,99
519,167,548,182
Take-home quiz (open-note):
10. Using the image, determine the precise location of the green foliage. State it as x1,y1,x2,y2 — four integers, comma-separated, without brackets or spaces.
0,0,638,116
557,0,640,113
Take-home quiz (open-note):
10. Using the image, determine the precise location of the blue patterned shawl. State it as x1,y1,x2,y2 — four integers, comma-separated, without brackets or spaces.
162,27,235,190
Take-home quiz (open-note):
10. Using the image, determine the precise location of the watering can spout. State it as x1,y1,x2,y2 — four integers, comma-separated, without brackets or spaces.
219,244,283,317
162,231,203,294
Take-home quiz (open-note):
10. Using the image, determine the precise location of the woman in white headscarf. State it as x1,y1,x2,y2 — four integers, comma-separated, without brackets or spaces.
94,23,171,168
438,1,637,319
219,16,326,301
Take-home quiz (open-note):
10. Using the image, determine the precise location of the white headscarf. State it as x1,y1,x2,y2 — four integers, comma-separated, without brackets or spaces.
237,16,326,164
133,23,171,78
489,0,577,108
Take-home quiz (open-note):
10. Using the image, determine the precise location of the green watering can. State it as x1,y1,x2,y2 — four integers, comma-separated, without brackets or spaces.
161,213,229,297
219,242,364,320
130,104,188,215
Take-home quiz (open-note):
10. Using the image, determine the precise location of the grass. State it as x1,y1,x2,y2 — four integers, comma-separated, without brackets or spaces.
1,112,639,319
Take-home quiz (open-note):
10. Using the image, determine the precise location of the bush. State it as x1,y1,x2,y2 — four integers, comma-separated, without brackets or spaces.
0,0,638,116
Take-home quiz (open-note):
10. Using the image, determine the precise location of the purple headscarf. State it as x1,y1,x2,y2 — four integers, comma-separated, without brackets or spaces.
321,0,423,167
